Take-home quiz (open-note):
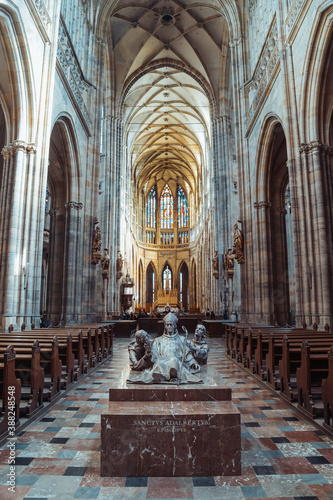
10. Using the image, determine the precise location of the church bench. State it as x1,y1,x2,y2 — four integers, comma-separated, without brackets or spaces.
0,333,75,389
2,330,89,381
265,333,333,389
252,330,332,382
0,337,62,401
322,346,333,431
243,328,329,377
296,341,332,418
0,346,21,441
0,341,44,418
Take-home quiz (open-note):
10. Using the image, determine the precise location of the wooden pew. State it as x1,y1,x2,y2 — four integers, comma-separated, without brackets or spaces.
296,340,332,418
249,329,332,382
266,333,333,390
0,346,21,440
0,341,45,418
322,346,333,431
0,333,74,389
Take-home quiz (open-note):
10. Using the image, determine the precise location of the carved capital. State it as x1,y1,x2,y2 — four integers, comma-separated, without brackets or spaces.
1,141,37,157
254,201,271,210
48,208,58,217
64,201,83,211
229,35,243,48
299,141,330,155
1,145,12,158
95,36,106,47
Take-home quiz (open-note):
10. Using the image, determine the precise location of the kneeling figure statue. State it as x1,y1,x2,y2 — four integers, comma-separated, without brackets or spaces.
189,324,209,365
127,313,202,384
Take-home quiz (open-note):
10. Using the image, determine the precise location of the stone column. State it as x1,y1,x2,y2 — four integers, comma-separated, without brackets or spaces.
0,141,38,330
300,141,333,327
254,201,273,324
63,201,83,324
103,115,123,316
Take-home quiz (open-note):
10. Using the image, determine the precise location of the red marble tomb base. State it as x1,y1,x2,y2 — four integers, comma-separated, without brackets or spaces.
101,364,241,477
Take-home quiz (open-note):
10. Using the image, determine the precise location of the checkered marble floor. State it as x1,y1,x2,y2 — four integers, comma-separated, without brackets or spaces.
0,338,333,499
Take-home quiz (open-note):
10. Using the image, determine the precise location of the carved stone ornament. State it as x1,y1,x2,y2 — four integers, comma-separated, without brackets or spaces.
91,225,102,264
1,141,37,158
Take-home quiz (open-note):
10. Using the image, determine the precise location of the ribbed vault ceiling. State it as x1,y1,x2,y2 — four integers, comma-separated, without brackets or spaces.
105,0,230,198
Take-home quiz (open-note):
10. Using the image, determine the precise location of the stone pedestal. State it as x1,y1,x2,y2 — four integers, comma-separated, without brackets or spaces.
101,365,241,477
101,400,241,477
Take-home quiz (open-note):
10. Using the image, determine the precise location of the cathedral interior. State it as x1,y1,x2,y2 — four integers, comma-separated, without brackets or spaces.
0,0,333,498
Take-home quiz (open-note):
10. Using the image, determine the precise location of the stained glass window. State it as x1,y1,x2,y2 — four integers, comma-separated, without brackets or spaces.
162,265,172,290
178,231,189,244
177,185,188,228
160,184,173,229
146,185,157,228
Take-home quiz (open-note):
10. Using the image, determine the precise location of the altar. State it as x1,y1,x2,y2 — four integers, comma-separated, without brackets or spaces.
154,286,178,309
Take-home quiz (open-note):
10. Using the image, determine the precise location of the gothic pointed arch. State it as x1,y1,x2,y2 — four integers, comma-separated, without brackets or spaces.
178,260,189,311
45,116,83,325
0,6,35,140
138,259,143,306
255,117,293,326
146,261,157,306
297,6,333,325
162,262,173,291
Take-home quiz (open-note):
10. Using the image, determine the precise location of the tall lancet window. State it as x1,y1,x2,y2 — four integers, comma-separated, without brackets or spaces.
177,185,188,228
160,184,173,229
162,265,172,290
146,185,157,228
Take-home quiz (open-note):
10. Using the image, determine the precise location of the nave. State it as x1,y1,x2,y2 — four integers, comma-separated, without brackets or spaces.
0,338,332,500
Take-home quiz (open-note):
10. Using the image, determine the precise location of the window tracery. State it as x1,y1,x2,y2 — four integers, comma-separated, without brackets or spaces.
177,184,188,228
146,185,157,228
160,184,173,229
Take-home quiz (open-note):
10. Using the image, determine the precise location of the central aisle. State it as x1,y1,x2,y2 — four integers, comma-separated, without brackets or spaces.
0,338,332,499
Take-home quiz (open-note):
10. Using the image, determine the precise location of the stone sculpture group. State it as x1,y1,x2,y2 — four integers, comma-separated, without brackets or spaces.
127,312,209,384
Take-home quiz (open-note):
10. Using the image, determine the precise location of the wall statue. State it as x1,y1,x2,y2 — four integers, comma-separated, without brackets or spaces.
101,248,110,277
233,223,244,264
117,250,123,279
225,248,235,274
212,250,219,279
91,225,102,263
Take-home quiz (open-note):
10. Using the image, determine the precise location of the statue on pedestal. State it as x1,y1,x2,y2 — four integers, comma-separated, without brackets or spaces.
101,248,110,277
117,250,123,279
127,313,202,384
212,250,219,279
225,248,235,275
91,225,102,264
233,223,244,264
